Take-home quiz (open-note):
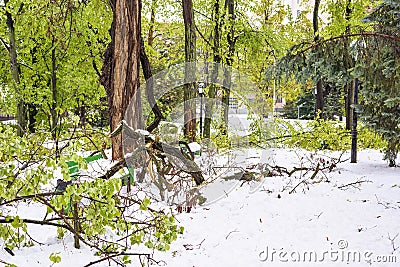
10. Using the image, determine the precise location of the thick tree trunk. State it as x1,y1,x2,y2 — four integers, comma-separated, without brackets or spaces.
313,0,324,117
5,0,27,136
100,0,142,160
182,0,197,142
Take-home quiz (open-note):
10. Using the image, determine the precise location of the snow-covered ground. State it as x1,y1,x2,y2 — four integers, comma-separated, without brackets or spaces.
1,149,399,266
153,149,400,267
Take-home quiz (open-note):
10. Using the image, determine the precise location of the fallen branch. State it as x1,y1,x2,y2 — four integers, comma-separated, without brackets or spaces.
388,233,399,254
0,191,62,206
183,238,205,250
98,159,126,180
375,194,399,209
0,218,70,230
122,121,204,185
289,178,309,194
0,258,15,265
337,178,372,190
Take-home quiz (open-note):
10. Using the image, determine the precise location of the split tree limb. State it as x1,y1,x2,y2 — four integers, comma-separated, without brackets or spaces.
139,36,163,133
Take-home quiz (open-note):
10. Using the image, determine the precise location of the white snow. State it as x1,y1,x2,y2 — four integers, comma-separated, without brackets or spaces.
0,119,17,125
152,149,400,267
135,129,150,136
188,142,201,152
1,149,400,267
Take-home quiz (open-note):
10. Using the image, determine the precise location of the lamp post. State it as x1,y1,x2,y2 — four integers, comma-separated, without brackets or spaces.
351,78,358,163
350,39,363,163
198,83,205,138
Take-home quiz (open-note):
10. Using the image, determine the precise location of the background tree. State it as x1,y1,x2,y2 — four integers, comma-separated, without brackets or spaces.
356,0,400,166
1,0,111,139
313,0,324,117
3,0,26,136
182,0,197,142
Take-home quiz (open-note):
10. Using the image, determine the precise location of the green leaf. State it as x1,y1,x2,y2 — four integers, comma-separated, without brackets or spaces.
49,252,62,264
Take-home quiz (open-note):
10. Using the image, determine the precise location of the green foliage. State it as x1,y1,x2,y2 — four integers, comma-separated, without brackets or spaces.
0,0,112,133
283,91,315,120
49,252,62,265
271,0,399,165
277,118,349,150
248,115,274,146
273,118,386,151
211,129,231,151
0,123,182,262
356,0,400,166
322,0,374,37
157,122,181,144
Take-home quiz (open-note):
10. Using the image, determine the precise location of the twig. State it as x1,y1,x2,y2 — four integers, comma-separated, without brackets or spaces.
338,178,371,190
195,23,212,47
0,258,15,265
289,178,308,194
388,233,399,254
226,230,239,239
83,252,151,267
375,194,398,209
0,191,62,206
0,218,70,230
183,239,205,250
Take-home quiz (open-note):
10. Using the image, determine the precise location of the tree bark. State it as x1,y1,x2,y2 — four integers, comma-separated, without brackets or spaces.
147,0,157,47
51,45,58,140
182,0,197,142
315,80,324,117
5,0,27,136
27,103,37,133
313,0,324,117
221,0,235,127
204,0,221,139
100,0,143,160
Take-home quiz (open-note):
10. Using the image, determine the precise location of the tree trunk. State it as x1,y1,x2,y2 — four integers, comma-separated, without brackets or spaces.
100,0,143,160
221,0,235,127
140,36,163,132
5,0,27,136
313,0,324,117
182,0,197,142
27,103,37,133
315,80,324,117
79,104,86,127
147,0,157,47
51,45,58,140
204,0,221,139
